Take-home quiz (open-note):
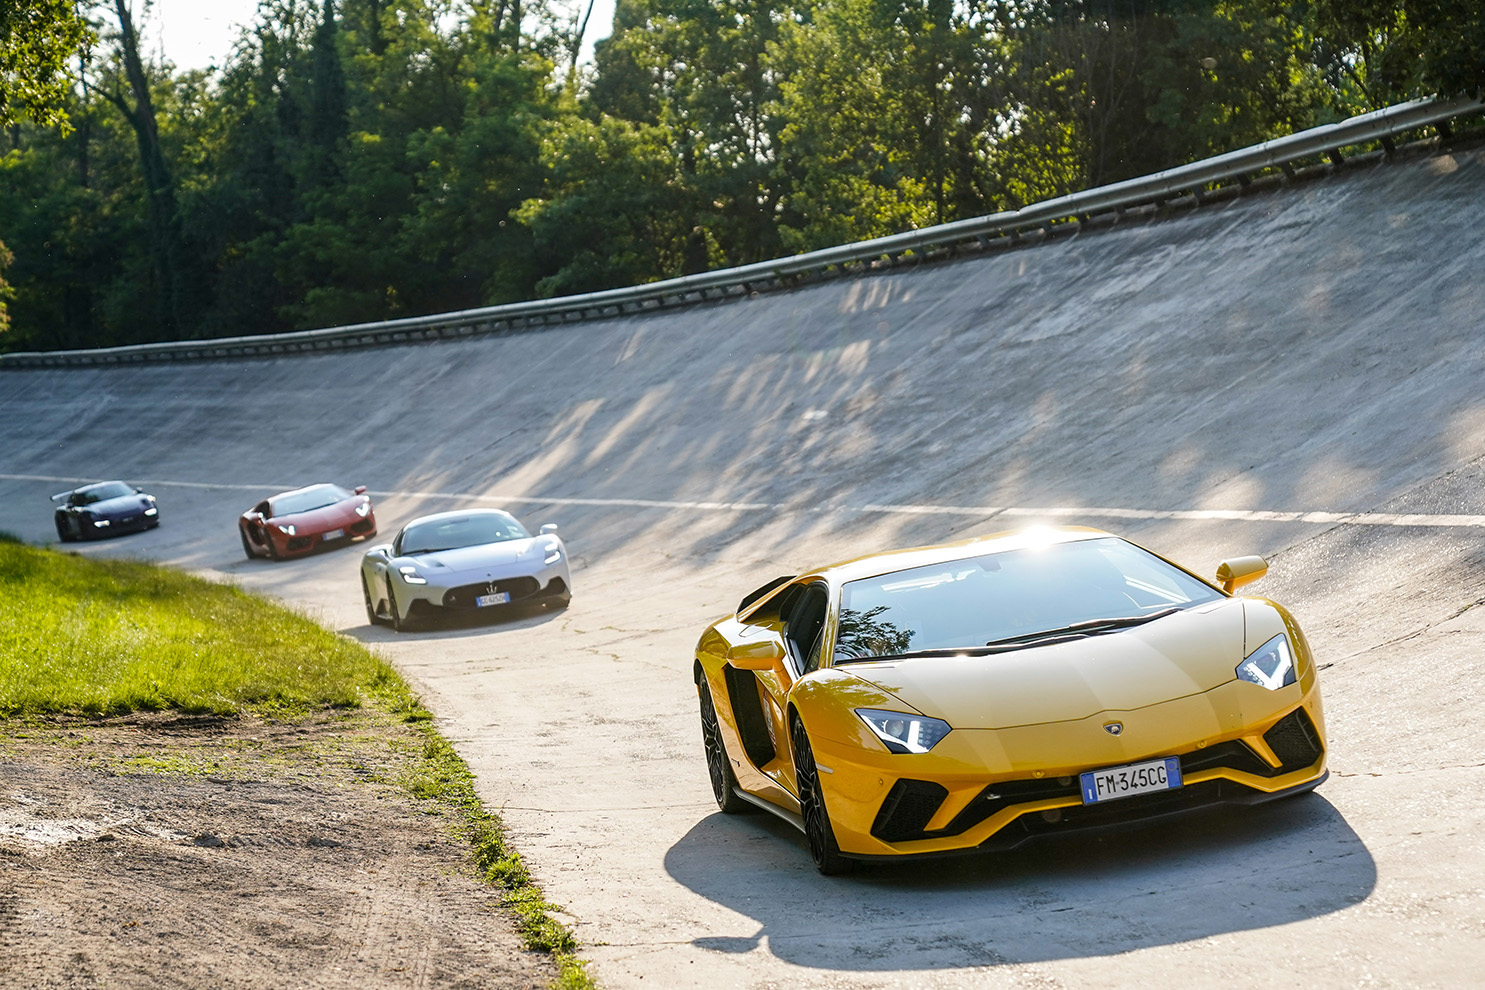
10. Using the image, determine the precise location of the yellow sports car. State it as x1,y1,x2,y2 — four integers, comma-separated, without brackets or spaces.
693,527,1326,874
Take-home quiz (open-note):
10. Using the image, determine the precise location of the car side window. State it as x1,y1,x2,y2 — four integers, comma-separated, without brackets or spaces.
785,584,830,674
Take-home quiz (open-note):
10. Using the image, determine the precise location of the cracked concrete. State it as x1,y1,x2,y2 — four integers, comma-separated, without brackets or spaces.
2,143,1484,987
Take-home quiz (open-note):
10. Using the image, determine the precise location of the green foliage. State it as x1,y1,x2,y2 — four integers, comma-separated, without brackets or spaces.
1312,0,1485,110
0,237,12,337
0,541,398,716
0,0,94,130
0,0,1481,351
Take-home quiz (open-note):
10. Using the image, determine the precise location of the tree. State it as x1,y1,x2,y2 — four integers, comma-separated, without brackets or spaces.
0,0,94,130
0,238,13,337
95,0,190,336
587,0,790,268
1312,0,1485,111
770,0,1003,249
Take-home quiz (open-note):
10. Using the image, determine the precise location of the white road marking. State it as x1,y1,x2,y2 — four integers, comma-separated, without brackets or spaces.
6,473,1484,528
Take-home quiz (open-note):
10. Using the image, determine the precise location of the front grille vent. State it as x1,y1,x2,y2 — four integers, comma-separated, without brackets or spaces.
872,779,949,842
442,577,541,608
1264,708,1323,771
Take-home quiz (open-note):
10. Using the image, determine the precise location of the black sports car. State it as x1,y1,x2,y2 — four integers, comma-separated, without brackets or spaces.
51,481,160,541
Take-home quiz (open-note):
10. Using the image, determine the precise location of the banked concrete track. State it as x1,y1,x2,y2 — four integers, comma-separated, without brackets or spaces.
3,145,1484,988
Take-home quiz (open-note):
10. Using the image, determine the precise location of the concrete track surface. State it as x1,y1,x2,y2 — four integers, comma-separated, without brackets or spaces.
3,145,1484,988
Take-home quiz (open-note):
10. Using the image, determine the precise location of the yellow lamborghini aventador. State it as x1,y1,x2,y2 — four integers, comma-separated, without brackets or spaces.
693,527,1326,874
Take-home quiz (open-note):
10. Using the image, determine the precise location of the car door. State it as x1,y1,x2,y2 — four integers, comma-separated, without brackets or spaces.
751,580,830,796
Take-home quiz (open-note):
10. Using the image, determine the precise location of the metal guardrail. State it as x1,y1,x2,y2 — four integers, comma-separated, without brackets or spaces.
3,94,1480,369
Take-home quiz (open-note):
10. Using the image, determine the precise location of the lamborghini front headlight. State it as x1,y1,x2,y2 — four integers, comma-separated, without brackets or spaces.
855,709,952,754
1236,633,1296,691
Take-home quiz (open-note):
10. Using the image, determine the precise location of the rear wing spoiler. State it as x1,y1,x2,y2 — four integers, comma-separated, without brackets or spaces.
49,490,74,502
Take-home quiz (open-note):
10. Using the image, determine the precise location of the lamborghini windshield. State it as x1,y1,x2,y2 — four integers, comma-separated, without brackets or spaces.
271,484,352,516
834,537,1223,663
398,511,530,556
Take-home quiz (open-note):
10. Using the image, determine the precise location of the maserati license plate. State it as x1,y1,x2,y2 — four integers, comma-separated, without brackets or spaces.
1080,757,1182,805
322,529,345,540
476,591,511,607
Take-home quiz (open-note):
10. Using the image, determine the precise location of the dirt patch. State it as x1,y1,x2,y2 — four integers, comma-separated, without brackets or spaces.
0,713,561,989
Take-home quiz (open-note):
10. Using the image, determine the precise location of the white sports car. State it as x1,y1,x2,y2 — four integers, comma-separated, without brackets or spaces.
361,508,571,631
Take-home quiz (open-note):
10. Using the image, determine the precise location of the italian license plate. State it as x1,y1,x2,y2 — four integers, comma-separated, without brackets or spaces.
323,528,345,540
1080,757,1182,805
475,591,510,607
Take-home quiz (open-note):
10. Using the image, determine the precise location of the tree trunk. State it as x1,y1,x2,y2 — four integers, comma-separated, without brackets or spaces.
107,0,186,337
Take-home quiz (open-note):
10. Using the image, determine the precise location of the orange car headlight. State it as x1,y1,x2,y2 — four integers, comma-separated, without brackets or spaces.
1236,634,1296,691
855,709,953,754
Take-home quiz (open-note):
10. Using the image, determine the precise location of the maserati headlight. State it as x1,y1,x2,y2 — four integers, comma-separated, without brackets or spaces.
144,507,158,516
277,524,296,536
856,708,952,754
398,565,427,585
93,518,111,527
544,544,562,565
355,500,371,517
1236,633,1296,691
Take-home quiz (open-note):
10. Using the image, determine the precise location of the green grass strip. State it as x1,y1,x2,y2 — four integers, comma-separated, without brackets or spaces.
0,538,397,716
400,728,594,988
0,536,593,988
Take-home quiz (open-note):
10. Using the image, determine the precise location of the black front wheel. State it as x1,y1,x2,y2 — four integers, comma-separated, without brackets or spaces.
362,574,385,627
55,516,74,543
699,680,747,814
386,578,409,633
239,527,258,560
791,715,852,875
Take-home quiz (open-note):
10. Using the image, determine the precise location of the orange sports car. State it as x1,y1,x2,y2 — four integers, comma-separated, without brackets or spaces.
694,527,1326,873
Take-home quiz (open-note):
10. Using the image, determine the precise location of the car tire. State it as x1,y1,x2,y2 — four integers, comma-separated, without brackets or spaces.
699,680,748,815
55,517,74,543
791,715,852,876
265,532,280,561
386,578,409,633
239,528,258,560
363,574,385,627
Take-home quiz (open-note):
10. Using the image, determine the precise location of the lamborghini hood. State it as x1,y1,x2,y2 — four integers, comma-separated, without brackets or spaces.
843,599,1247,729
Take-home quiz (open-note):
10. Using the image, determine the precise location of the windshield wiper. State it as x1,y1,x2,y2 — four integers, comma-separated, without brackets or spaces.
985,607,1181,647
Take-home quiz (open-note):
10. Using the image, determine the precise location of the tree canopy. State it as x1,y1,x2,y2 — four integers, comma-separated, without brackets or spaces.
0,0,1480,352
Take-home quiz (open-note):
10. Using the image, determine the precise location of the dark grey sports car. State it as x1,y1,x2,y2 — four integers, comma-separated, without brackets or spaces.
51,481,160,541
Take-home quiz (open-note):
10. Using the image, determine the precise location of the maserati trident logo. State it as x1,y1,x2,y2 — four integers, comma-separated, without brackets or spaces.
485,581,499,595
1103,721,1124,736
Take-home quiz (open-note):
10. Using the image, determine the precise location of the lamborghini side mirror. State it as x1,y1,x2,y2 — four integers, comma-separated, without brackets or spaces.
726,639,787,671
1215,555,1267,594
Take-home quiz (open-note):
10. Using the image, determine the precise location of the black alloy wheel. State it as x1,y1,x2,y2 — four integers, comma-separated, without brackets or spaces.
55,516,74,543
790,715,852,875
264,529,280,560
386,577,408,632
239,527,258,560
699,680,747,814
362,574,384,627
